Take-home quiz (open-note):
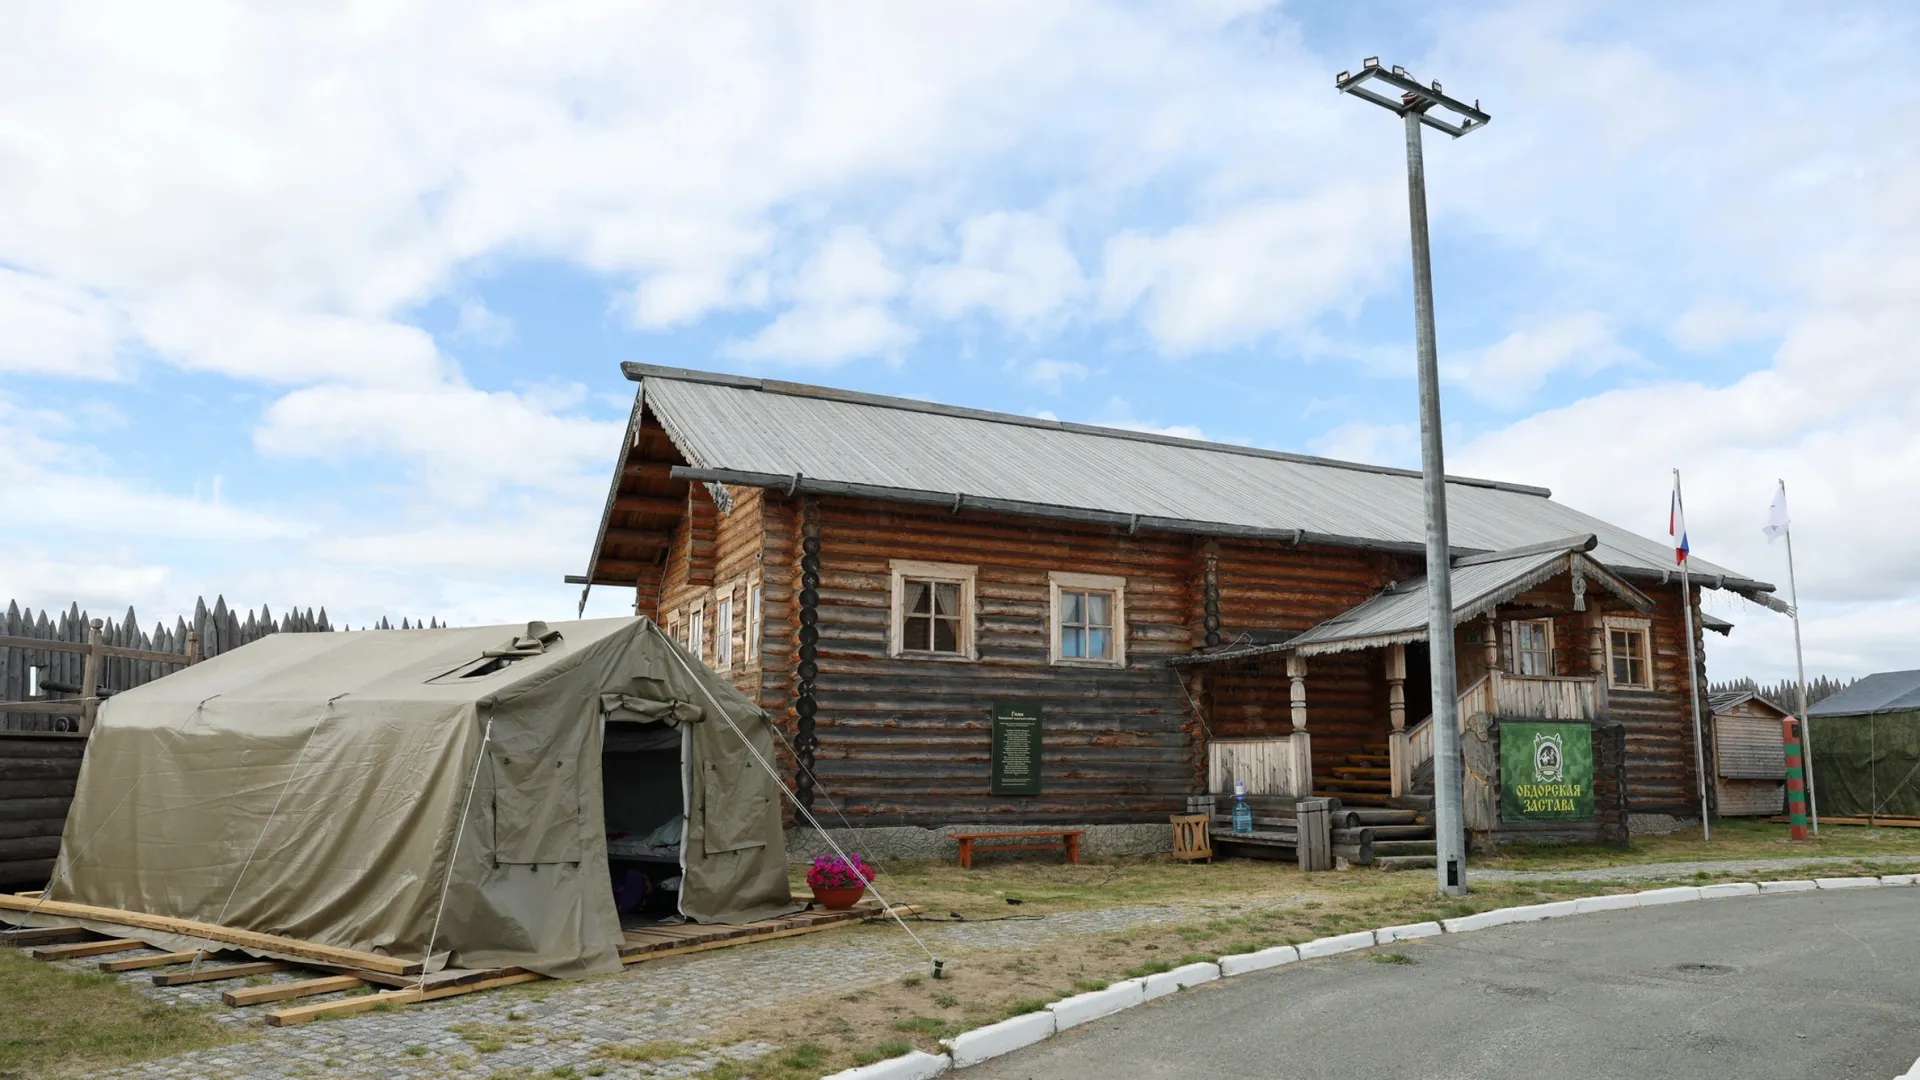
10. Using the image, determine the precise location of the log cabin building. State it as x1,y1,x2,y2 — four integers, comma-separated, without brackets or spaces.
573,364,1777,855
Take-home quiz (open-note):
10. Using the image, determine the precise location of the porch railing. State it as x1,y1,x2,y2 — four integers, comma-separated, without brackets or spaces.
1208,736,1302,798
1401,672,1599,793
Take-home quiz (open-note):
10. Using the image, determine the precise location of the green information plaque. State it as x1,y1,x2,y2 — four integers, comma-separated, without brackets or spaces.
1500,721,1594,821
990,702,1044,796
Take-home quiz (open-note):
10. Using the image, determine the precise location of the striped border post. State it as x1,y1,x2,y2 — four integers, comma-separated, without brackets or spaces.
1783,715,1810,841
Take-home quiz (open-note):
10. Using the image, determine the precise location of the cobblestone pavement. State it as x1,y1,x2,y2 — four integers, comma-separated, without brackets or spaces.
68,903,1213,1080
1474,853,1920,883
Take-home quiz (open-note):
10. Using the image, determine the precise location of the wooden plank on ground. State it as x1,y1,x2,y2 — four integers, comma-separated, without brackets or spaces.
224,974,364,1007
265,971,542,1027
28,937,145,960
1766,814,1920,828
619,905,923,965
152,961,290,987
0,893,420,975
0,924,90,946
100,950,211,972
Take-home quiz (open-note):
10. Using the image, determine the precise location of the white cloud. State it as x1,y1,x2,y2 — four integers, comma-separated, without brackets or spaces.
1310,422,1418,468
1090,396,1205,441
914,211,1086,326
454,300,516,347
1450,313,1636,408
1100,185,1400,353
0,269,125,378
1669,300,1781,352
726,228,914,363
1017,359,1090,394
253,382,621,505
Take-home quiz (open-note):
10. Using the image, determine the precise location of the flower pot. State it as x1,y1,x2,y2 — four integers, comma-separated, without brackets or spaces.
810,884,866,910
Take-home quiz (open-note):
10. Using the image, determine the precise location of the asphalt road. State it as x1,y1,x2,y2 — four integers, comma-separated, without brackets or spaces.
964,889,1920,1080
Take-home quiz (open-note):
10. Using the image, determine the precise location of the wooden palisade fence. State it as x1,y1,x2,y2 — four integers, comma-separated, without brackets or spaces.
2,597,444,733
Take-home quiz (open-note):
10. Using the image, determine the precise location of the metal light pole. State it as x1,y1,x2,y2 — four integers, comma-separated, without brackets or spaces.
1337,59,1489,897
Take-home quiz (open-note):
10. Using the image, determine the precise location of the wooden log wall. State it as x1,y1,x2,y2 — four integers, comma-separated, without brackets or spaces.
1202,540,1412,779
1596,585,1711,816
0,733,86,888
762,494,1197,826
2,598,336,732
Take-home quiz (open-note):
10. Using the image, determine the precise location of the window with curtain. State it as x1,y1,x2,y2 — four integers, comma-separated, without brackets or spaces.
1511,619,1553,676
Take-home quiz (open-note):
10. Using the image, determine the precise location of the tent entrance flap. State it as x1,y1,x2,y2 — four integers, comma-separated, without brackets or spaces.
602,719,687,921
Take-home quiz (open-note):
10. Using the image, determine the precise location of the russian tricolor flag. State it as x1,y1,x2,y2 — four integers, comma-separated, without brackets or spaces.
1670,472,1690,565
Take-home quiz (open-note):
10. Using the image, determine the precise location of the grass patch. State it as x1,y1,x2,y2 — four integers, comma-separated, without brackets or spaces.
1370,952,1414,965
1122,959,1172,979
594,1038,707,1063
1069,977,1108,992
0,947,242,1077
851,1040,912,1066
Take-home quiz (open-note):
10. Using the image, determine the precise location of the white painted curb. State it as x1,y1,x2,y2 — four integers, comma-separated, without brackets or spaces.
1816,876,1881,889
856,875,1914,1076
1219,944,1298,975
943,1011,1054,1069
1573,892,1640,914
1140,962,1220,1001
1046,981,1146,1030
1297,931,1376,959
822,1049,952,1080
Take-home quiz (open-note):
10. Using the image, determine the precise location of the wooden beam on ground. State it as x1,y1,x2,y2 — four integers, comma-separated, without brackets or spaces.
0,894,421,975
99,950,212,972
619,905,924,966
223,974,365,1007
28,937,145,960
265,971,542,1027
152,960,290,987
0,925,89,946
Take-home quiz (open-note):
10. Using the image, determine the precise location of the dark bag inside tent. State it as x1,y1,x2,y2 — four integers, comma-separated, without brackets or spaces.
602,721,688,922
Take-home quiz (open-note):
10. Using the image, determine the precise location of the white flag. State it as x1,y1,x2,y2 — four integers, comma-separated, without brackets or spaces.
1763,482,1790,542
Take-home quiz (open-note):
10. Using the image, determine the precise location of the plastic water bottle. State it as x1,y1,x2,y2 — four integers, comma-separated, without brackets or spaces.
1232,779,1253,834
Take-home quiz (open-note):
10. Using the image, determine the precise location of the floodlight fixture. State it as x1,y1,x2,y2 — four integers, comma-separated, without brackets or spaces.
1335,62,1491,139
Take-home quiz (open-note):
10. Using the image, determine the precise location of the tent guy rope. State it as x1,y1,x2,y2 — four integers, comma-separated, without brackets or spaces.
417,705,496,992
658,643,945,977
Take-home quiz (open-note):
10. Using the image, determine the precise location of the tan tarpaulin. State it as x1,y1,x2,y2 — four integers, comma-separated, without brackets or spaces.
47,617,797,978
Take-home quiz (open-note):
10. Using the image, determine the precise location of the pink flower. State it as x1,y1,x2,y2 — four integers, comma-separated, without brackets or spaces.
807,853,874,890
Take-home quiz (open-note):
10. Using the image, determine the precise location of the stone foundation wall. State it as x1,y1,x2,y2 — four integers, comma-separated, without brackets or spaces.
785,823,1173,864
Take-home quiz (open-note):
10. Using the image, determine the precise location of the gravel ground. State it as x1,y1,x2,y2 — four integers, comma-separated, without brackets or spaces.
66,903,1209,1080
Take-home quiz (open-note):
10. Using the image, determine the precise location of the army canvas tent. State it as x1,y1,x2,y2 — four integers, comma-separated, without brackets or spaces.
45,616,798,978
1807,669,1920,820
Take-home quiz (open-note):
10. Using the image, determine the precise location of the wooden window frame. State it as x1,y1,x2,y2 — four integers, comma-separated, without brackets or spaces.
1048,570,1127,668
1603,616,1652,690
687,597,706,664
746,576,763,665
888,559,978,661
1507,618,1554,677
713,583,736,671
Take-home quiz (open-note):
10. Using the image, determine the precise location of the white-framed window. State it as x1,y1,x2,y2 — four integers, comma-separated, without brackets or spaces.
1604,616,1652,690
1509,618,1554,677
666,610,684,650
1048,571,1127,667
888,559,977,660
687,598,705,663
713,590,734,670
746,579,763,663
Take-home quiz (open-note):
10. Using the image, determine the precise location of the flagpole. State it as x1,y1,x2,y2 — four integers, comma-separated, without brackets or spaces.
1781,480,1820,834
1675,469,1711,841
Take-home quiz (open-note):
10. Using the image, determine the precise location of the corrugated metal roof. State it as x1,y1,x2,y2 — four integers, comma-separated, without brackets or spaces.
1284,548,1569,655
1809,670,1920,717
630,366,1768,591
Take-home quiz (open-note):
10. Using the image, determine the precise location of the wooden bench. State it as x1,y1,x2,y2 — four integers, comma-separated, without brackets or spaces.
951,829,1084,869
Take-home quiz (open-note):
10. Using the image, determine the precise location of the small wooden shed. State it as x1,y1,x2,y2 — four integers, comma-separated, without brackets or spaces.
1709,690,1790,817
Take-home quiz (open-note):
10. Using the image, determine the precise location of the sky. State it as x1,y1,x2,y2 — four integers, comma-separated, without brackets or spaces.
2,1,1916,682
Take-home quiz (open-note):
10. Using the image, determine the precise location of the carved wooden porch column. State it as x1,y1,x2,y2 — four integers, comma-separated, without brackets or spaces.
1287,652,1311,798
1386,643,1408,797
1587,615,1610,714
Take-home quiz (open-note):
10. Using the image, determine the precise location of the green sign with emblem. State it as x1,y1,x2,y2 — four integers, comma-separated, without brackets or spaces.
1499,721,1594,821
990,702,1044,796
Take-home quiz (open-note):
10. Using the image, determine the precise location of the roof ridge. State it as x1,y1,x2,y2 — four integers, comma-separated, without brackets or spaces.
622,361,1554,498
